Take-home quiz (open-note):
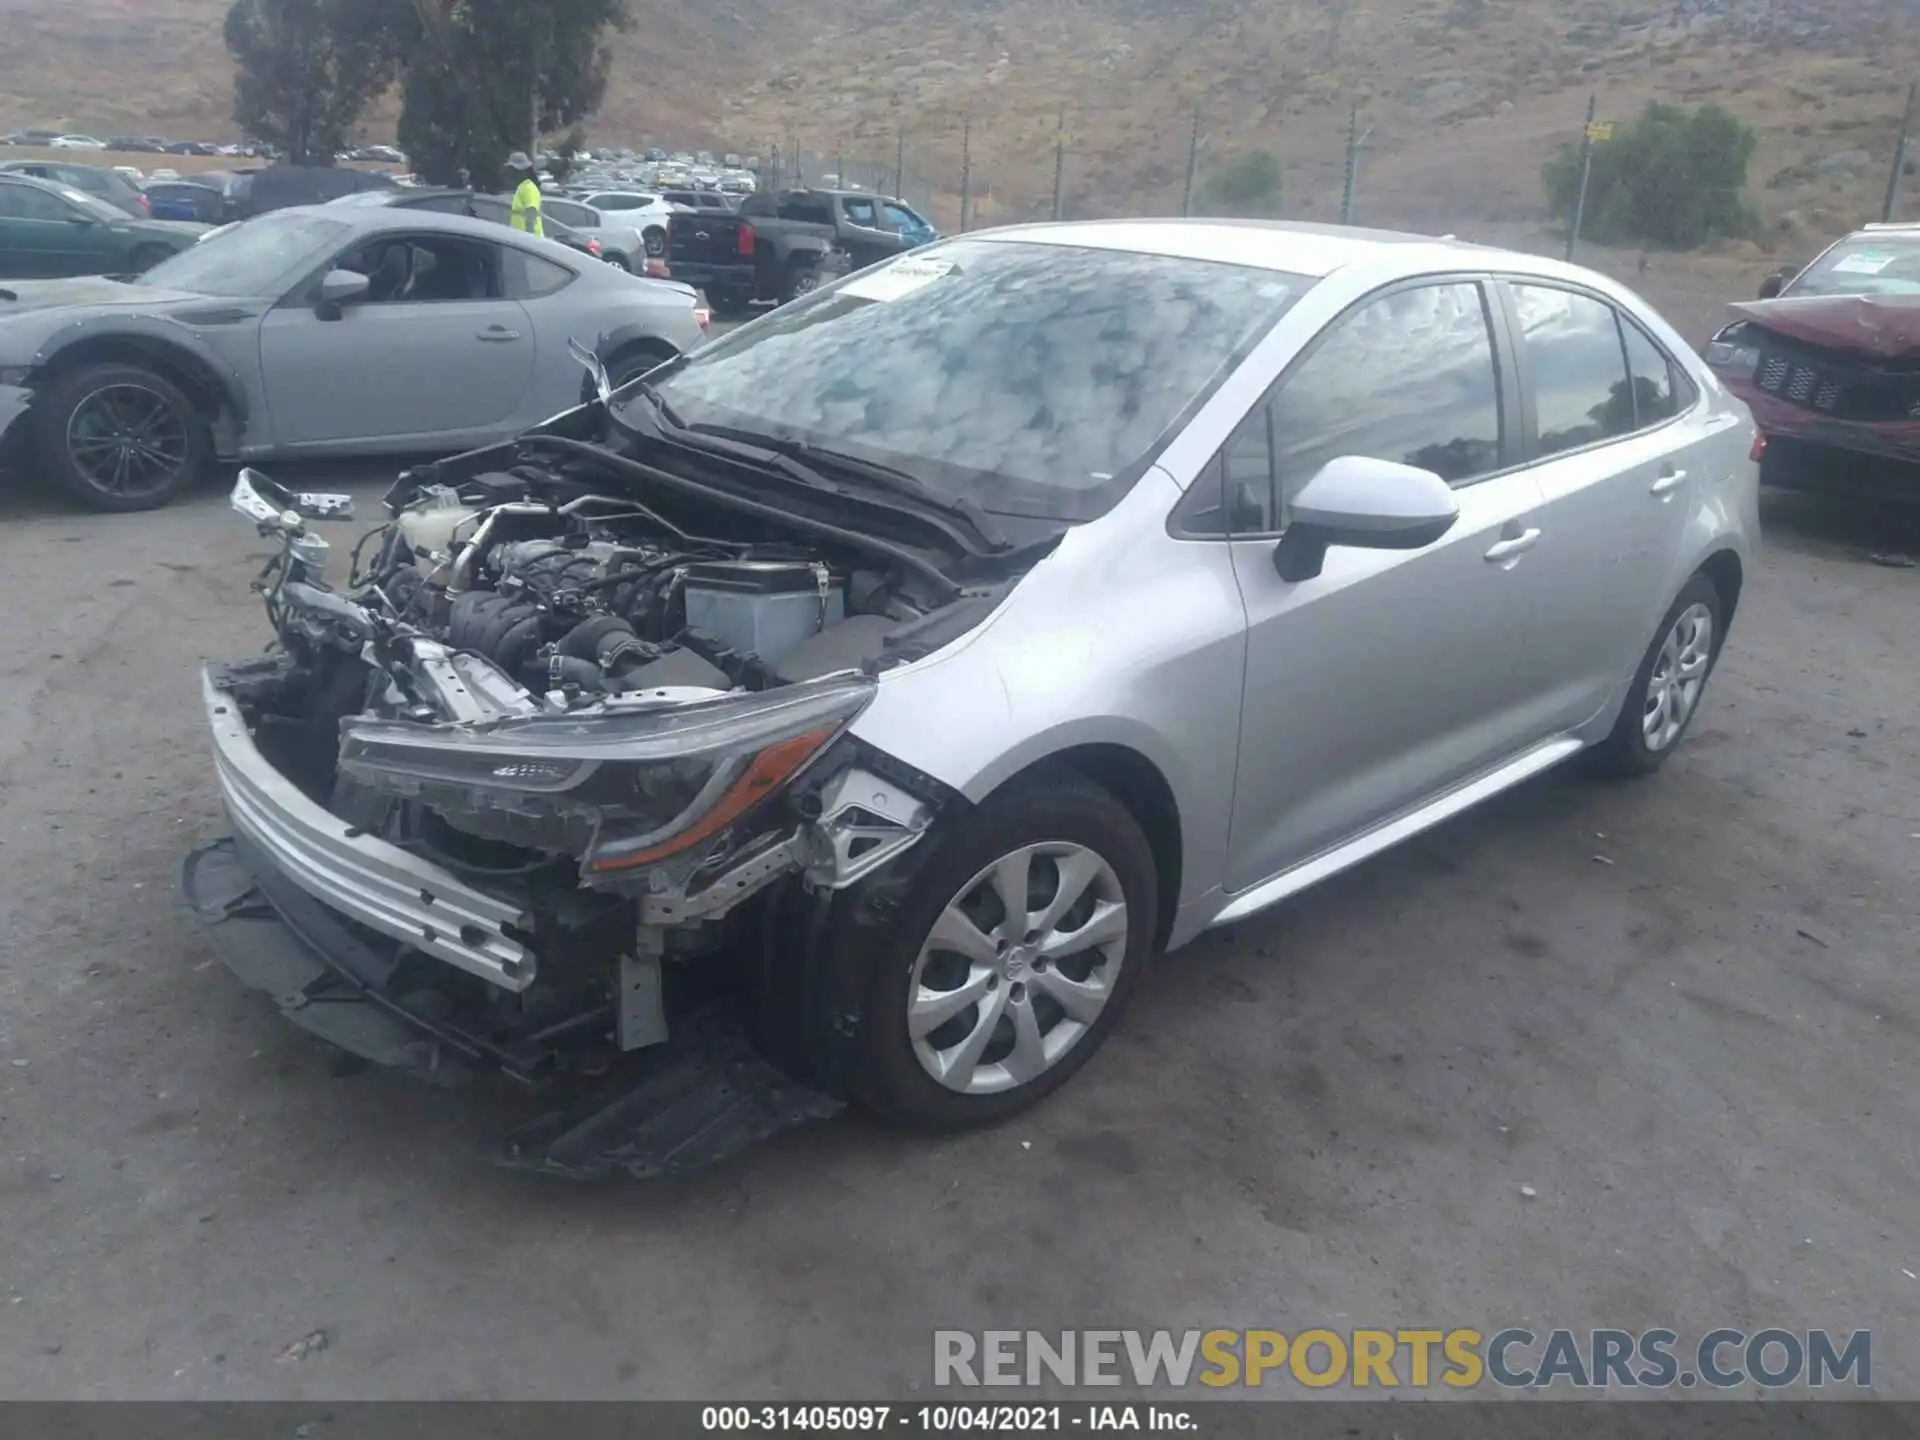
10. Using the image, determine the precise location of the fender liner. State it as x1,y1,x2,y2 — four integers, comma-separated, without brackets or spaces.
32,318,252,454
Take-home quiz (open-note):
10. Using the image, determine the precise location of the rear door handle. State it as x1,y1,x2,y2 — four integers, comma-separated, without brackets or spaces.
1484,528,1542,563
477,326,520,342
1650,468,1688,496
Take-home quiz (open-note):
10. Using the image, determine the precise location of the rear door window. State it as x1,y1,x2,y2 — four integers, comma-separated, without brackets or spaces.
1507,283,1637,457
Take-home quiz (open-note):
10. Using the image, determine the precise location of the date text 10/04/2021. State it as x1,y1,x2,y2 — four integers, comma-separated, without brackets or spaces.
701,1406,1195,1432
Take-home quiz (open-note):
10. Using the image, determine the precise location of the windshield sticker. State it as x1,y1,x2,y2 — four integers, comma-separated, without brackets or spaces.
841,255,956,302
1832,251,1899,276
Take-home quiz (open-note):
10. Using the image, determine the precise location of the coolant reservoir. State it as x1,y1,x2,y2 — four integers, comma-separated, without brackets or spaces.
395,491,482,575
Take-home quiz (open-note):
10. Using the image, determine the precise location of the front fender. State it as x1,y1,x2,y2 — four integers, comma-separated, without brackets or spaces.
31,312,253,444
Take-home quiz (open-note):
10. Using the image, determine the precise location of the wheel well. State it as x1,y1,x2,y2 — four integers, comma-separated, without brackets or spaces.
607,337,677,371
1697,549,1744,627
1003,745,1183,951
37,337,232,429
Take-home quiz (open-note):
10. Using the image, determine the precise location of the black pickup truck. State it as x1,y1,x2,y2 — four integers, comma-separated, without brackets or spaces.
665,187,927,316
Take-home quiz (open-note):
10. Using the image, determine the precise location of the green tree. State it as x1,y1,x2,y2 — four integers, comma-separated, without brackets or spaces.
1201,150,1284,218
396,0,628,190
1545,101,1759,249
224,0,398,167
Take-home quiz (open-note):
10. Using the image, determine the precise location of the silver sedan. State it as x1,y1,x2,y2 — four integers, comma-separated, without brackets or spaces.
0,206,707,510
193,219,1760,1144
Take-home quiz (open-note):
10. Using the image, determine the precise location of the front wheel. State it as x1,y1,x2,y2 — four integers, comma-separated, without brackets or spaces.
33,361,210,511
781,263,824,304
847,773,1158,1131
1592,574,1725,776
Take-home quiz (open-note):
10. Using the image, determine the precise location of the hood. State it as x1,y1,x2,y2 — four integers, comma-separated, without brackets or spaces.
0,277,211,316
1729,294,1920,360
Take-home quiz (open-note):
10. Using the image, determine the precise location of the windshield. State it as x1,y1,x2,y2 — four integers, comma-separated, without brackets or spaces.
640,238,1308,521
136,211,353,297
1785,236,1920,298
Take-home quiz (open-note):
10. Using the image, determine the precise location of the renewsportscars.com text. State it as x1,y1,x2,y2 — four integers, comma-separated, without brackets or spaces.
933,1328,1871,1390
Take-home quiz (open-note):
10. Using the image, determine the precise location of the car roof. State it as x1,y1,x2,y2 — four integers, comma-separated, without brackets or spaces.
963,218,1515,279
275,202,574,249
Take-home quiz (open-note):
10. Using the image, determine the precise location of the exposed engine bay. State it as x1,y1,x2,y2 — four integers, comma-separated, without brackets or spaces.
185,416,1042,1177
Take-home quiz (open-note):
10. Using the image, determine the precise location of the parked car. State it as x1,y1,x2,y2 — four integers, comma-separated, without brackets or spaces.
0,172,204,279
740,187,938,274
579,190,675,255
665,194,850,315
0,158,151,216
50,135,108,151
1705,222,1920,503
176,221,1756,1176
0,206,706,510
538,194,669,267
219,164,400,220
143,180,227,224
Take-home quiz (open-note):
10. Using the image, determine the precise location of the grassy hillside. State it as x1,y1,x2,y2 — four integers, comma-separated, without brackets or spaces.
2,0,1916,245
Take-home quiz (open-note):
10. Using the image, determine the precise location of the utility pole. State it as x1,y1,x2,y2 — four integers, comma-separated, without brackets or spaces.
959,115,973,231
894,128,906,198
1051,108,1067,221
1341,106,1371,225
1884,79,1918,223
1182,107,1202,217
1567,92,1599,262
835,140,845,186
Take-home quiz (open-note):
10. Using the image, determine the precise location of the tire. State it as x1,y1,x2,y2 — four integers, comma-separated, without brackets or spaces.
642,226,667,258
843,772,1159,1131
604,252,631,273
607,344,673,390
128,244,174,274
780,263,823,304
33,361,210,512
709,289,753,318
1592,574,1725,776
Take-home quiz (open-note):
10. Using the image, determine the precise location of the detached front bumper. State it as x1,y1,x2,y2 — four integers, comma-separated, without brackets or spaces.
202,668,535,991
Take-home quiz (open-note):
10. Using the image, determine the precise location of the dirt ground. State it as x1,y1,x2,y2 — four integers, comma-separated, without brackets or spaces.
1,265,1918,1397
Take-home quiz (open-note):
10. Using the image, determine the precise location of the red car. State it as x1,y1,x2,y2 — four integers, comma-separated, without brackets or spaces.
1704,224,1920,502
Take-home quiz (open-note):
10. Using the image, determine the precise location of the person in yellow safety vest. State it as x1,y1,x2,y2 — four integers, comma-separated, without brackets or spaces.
506,152,543,238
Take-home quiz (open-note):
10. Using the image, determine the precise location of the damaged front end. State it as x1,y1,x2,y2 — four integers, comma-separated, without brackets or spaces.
186,455,976,1177
1709,295,1920,498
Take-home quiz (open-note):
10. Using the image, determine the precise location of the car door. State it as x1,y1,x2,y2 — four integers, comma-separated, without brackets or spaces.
256,232,536,448
1205,277,1552,893
1492,280,1715,730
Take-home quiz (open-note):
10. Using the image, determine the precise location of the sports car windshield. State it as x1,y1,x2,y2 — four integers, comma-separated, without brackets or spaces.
1786,236,1920,298
639,238,1309,520
135,212,354,297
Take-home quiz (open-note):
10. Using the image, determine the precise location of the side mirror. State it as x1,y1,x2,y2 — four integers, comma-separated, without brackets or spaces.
1272,455,1460,583
315,267,369,319
1758,272,1785,300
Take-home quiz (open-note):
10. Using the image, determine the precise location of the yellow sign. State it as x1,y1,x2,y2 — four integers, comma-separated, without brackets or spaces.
1587,121,1615,141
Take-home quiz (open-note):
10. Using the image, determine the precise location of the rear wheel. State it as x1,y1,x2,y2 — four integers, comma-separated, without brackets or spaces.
1593,574,1725,776
604,252,631,273
781,262,823,304
709,289,753,318
846,772,1158,1131
34,361,210,512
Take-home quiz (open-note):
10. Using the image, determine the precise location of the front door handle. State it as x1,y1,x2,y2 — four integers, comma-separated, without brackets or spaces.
476,326,520,342
1484,528,1542,563
1650,467,1688,496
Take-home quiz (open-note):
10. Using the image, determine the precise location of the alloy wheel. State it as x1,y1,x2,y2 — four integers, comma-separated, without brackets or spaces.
908,842,1130,1096
65,383,190,502
1642,601,1714,752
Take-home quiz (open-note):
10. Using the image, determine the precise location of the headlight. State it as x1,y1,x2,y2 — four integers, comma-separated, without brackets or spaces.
1704,322,1760,377
338,675,873,874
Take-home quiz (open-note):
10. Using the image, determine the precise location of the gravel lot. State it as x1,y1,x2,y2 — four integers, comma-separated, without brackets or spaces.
0,438,1917,1399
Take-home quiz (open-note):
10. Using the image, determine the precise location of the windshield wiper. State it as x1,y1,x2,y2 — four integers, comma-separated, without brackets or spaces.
691,428,1011,551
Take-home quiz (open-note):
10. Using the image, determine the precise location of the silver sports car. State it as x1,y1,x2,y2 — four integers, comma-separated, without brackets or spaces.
0,206,708,510
186,220,1760,1173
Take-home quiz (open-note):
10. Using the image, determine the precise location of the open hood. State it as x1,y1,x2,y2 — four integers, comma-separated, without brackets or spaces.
1730,294,1920,360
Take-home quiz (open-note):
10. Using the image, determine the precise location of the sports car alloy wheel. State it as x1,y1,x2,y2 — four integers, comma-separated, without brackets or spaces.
1643,602,1714,752
908,841,1130,1096
65,383,191,502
